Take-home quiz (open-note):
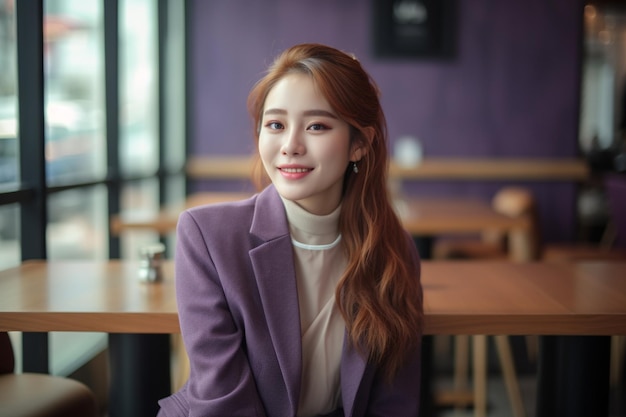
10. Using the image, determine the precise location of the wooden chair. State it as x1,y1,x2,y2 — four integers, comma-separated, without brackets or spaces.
0,332,98,417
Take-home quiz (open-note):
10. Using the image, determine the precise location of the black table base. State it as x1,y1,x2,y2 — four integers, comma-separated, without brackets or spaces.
108,334,171,417
536,335,611,417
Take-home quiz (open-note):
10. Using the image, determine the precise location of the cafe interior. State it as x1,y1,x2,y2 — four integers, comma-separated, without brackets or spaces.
1,0,626,416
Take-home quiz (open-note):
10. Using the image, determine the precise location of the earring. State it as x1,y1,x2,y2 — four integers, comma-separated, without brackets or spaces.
352,162,359,173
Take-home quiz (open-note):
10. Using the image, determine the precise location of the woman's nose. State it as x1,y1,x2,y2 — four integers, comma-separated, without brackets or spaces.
281,129,306,156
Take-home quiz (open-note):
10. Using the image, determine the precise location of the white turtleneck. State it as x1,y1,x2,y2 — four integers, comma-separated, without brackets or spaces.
280,197,347,417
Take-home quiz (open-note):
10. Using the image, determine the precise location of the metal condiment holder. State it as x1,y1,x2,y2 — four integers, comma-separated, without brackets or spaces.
138,242,166,283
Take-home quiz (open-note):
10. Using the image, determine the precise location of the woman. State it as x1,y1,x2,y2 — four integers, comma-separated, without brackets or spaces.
157,43,423,417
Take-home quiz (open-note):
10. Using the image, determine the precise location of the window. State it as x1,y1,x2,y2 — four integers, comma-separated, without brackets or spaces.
47,187,108,260
0,204,19,269
0,0,17,186
119,0,158,176
0,0,188,376
580,4,626,153
44,1,107,265
0,0,18,269
44,0,106,185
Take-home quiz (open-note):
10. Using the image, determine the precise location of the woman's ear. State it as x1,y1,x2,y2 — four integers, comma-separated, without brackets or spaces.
351,146,364,162
351,127,373,162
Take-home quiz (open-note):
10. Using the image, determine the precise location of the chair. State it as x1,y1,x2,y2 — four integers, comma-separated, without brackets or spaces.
0,332,98,417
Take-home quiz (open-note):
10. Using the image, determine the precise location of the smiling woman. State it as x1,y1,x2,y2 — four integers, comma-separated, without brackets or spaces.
257,73,356,215
157,43,424,417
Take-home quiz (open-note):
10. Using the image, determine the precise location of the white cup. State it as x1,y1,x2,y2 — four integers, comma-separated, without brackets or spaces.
394,136,423,167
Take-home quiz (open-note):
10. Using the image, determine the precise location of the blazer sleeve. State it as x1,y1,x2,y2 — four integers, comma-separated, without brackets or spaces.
158,209,267,417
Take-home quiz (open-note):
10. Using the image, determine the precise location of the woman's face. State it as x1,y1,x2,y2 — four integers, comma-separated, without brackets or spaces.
258,73,358,215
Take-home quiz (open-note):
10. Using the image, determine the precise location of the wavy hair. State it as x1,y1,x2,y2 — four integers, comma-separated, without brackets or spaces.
247,43,423,378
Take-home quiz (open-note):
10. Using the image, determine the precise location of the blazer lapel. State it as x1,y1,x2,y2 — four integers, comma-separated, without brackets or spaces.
249,186,302,415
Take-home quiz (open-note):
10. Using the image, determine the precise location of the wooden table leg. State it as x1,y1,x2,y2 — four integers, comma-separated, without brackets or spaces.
494,335,526,417
473,335,487,417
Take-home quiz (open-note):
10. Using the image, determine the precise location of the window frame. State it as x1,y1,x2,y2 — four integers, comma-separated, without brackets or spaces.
0,0,189,373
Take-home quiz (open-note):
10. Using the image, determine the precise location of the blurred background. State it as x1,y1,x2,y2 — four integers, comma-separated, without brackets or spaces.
1,0,626,415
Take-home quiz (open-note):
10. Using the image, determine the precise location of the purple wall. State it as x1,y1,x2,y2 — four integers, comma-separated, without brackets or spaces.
189,0,585,243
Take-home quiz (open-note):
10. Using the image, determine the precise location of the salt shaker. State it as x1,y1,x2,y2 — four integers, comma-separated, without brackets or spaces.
138,243,166,283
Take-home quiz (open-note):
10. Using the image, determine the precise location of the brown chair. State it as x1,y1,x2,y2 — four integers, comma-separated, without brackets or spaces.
0,332,98,417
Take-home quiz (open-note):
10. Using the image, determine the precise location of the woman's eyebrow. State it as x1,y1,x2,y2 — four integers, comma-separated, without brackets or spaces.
263,108,338,119
303,109,338,119
263,108,287,116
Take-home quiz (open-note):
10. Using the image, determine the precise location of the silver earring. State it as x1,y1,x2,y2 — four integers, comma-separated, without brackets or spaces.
352,162,359,173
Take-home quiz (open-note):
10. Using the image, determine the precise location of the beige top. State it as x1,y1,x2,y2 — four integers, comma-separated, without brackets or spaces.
280,197,347,417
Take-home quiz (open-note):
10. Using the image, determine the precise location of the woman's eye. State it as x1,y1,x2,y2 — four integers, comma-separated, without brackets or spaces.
308,123,328,131
266,121,283,130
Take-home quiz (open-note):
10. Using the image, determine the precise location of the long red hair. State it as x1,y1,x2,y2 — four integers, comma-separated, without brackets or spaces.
247,43,423,377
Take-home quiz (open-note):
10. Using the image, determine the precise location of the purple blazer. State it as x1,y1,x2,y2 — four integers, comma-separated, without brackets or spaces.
157,185,422,417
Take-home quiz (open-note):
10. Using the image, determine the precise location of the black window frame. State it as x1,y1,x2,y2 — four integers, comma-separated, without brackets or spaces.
0,0,190,373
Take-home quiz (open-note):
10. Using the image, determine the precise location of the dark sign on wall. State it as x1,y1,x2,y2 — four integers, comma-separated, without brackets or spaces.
372,0,456,59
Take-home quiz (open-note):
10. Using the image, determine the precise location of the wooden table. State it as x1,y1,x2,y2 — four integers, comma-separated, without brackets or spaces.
2,260,625,335
1,260,625,417
0,261,179,333
111,191,532,260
